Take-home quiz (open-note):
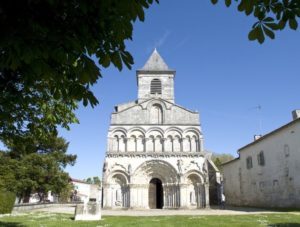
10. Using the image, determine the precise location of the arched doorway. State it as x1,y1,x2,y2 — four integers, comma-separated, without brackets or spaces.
109,173,129,208
149,178,163,209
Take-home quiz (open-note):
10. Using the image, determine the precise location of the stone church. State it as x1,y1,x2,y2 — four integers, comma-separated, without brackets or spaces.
102,49,219,209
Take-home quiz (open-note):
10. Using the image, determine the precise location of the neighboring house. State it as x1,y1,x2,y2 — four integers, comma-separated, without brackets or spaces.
102,49,220,209
71,178,101,203
223,110,300,208
28,191,57,203
16,191,57,204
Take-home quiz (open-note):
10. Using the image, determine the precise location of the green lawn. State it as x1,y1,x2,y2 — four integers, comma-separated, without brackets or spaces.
0,213,300,227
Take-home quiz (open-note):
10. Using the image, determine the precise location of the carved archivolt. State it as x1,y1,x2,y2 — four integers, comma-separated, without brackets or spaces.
183,170,206,184
132,160,179,184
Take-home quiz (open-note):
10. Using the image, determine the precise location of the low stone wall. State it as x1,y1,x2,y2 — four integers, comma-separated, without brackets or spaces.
12,203,81,212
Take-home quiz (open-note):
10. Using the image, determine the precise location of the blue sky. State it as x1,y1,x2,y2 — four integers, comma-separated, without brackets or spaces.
61,1,300,179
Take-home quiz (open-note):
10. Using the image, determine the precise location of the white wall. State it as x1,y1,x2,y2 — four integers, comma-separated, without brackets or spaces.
223,119,300,208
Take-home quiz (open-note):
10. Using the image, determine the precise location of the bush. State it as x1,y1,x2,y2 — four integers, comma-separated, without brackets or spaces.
0,190,16,214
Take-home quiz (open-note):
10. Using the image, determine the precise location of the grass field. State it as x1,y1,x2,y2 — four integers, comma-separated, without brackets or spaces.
1,212,300,227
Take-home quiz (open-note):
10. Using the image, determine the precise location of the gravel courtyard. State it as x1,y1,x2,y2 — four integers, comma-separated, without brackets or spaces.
14,204,292,216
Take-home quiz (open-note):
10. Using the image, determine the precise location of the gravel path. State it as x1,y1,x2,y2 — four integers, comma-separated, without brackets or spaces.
17,205,285,216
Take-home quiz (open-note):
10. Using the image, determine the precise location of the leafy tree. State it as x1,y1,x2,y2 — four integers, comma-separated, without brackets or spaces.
211,153,235,172
0,152,19,192
211,0,300,43
0,0,158,145
85,176,101,185
93,177,101,186
0,135,76,202
86,178,93,184
58,182,74,203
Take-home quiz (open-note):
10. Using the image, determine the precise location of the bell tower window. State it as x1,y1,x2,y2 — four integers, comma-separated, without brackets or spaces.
150,79,162,94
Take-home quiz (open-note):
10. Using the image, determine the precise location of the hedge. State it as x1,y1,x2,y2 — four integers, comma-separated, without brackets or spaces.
0,190,16,214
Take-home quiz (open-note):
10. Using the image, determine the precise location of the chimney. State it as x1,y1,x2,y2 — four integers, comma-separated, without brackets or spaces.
254,135,262,141
292,110,300,120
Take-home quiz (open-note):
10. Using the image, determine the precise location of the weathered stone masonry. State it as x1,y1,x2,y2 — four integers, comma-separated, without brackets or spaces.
102,49,219,209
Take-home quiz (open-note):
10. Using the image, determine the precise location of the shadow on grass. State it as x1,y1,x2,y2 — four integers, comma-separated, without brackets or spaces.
0,222,24,227
209,205,269,212
210,205,300,213
268,224,300,227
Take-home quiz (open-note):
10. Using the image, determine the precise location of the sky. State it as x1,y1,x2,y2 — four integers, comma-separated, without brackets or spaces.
60,1,300,180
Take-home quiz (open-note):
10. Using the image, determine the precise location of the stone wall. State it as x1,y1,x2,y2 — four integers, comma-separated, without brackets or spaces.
223,119,300,208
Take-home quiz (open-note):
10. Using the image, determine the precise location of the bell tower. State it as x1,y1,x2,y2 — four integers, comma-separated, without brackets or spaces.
136,49,176,103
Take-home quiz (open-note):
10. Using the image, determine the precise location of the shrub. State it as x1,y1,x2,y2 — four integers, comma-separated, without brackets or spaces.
0,190,16,214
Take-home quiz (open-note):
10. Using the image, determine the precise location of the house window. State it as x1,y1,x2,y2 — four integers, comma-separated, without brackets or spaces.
284,144,290,157
150,79,162,94
246,156,253,169
257,151,265,166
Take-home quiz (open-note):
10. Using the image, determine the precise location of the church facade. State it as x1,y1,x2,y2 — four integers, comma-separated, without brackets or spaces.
102,50,219,209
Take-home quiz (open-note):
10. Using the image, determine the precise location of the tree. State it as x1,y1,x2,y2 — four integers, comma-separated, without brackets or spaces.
85,176,101,185
58,181,74,203
211,153,235,172
0,0,158,145
211,0,300,43
0,135,76,202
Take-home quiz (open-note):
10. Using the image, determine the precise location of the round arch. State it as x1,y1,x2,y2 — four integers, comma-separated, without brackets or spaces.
165,127,183,138
183,170,205,184
106,170,130,185
132,160,179,184
146,127,164,137
146,99,168,110
127,127,146,137
111,128,127,136
183,128,202,137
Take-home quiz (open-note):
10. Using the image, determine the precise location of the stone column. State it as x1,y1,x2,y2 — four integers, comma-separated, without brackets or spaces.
199,138,204,152
179,184,188,208
163,184,168,209
125,138,128,152
142,185,148,208
171,139,174,152
144,138,149,152
176,185,180,208
161,138,165,152
204,183,210,208
196,183,201,208
124,185,130,208
129,184,135,208
179,138,183,152
143,138,146,152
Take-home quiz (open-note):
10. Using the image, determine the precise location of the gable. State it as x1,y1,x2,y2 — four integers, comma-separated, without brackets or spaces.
111,98,199,125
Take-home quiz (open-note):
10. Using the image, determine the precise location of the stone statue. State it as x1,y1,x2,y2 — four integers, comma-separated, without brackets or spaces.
177,159,183,174
128,164,132,174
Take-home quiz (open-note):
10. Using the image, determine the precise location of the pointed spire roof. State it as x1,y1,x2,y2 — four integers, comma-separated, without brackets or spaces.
141,49,171,71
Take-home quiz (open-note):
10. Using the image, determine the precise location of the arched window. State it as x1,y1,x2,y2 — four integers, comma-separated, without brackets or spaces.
155,136,162,152
150,104,163,124
150,79,162,94
147,136,155,152
128,136,136,152
165,136,173,152
112,135,119,151
183,136,191,152
119,135,126,152
191,136,197,152
173,136,181,152
136,135,144,152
